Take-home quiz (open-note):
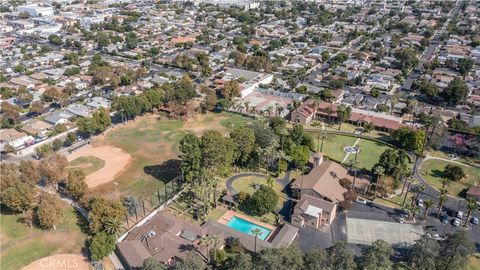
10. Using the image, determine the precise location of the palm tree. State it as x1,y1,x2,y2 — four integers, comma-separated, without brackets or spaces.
413,185,425,207
372,166,385,199
266,176,274,188
440,177,450,189
210,235,222,264
424,199,434,220
436,189,448,218
410,205,420,220
465,198,476,226
251,228,263,254
200,235,212,263
317,130,327,153
104,217,122,237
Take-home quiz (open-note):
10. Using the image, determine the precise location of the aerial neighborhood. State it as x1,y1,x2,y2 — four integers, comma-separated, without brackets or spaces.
0,0,479,270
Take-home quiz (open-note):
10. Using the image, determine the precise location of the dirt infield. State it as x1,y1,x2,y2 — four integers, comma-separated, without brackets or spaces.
22,254,90,270
67,145,132,188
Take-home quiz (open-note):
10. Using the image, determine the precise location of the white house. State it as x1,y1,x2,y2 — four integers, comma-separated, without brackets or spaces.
17,5,54,17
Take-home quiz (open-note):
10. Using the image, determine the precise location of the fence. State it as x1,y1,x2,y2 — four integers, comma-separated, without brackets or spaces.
119,177,183,235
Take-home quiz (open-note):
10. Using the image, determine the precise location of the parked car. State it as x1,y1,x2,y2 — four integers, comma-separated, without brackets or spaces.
472,217,479,225
457,211,464,219
453,218,461,227
441,214,448,224
417,199,424,207
356,197,367,204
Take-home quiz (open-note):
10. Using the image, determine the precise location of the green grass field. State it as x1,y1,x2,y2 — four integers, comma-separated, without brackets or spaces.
419,159,480,197
67,156,105,175
345,139,396,170
308,132,395,170
0,204,87,270
93,112,249,198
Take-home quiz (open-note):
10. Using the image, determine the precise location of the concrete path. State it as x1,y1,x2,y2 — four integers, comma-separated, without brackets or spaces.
341,137,361,164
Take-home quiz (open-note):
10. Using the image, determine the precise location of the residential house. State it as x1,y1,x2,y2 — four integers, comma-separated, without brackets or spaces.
0,128,34,151
44,111,73,125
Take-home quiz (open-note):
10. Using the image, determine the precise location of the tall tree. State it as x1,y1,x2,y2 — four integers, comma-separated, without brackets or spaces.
443,164,466,182
90,231,116,261
173,251,207,270
221,253,252,270
142,257,166,270
437,230,474,270
179,133,202,182
36,193,63,230
363,240,393,270
465,198,476,227
18,160,39,186
39,153,68,189
336,104,352,130
88,197,127,233
329,241,356,270
1,181,34,213
441,77,468,105
303,246,330,270
230,126,256,165
409,235,441,270
66,169,88,199
256,246,304,270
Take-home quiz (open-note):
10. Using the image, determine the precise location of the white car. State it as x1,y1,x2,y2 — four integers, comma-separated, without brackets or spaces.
417,199,424,208
356,197,367,204
457,211,464,219
472,217,479,225
453,218,461,227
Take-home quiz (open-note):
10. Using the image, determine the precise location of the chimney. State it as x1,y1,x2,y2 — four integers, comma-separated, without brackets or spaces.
312,153,323,167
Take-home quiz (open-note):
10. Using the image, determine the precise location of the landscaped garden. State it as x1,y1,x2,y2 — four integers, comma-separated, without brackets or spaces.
0,203,87,270
67,156,105,175
91,112,249,198
419,159,480,197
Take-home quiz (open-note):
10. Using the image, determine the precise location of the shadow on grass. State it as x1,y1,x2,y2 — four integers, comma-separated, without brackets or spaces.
144,159,181,183
430,169,444,178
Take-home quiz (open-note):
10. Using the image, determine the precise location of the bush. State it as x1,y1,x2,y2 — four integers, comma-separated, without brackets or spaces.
249,185,278,216
90,232,116,261
236,191,250,205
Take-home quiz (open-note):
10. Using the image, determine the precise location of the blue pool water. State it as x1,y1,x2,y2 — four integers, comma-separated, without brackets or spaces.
226,216,272,240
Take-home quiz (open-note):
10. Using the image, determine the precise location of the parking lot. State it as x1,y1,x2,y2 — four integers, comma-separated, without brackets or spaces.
347,217,424,245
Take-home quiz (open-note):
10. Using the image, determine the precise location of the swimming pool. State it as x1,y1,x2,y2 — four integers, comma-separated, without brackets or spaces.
226,216,272,240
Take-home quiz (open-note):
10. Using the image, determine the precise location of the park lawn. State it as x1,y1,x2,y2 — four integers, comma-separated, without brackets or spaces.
93,112,247,198
0,204,87,270
67,156,105,175
345,138,395,171
308,132,357,162
419,159,480,197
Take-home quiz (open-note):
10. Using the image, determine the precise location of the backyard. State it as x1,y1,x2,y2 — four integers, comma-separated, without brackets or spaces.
0,203,87,270
419,159,480,197
90,112,249,199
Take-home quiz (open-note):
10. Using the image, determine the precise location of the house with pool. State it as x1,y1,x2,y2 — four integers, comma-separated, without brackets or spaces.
116,211,298,269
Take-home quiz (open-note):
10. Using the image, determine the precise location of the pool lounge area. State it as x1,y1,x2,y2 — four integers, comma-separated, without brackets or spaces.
218,210,277,242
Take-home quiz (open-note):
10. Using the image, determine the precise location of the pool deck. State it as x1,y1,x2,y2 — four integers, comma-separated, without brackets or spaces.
218,210,277,241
